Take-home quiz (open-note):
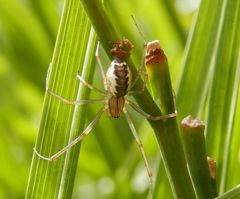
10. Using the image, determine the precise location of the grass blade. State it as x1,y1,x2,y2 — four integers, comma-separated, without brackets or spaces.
176,0,226,119
216,185,240,199
176,0,240,194
205,0,240,193
26,0,96,198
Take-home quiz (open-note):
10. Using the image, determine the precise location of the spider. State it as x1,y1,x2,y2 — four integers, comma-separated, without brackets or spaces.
34,38,176,194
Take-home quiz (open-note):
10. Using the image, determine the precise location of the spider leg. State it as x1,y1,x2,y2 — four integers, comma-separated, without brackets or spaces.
46,55,107,105
123,108,153,197
128,44,148,96
126,100,177,120
128,70,148,96
76,73,106,95
47,43,108,105
34,106,107,161
46,89,105,105
95,42,108,90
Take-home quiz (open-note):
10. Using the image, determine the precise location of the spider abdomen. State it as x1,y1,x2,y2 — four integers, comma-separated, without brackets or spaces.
106,59,132,98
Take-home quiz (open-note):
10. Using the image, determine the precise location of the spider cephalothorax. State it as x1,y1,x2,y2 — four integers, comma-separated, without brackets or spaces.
110,38,134,60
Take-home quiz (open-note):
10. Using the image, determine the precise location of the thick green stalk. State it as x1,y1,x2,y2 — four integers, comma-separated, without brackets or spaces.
26,0,97,198
181,116,217,198
80,0,120,52
144,40,196,199
145,41,175,114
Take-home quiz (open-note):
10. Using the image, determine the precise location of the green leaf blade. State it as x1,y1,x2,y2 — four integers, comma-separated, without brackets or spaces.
26,1,96,198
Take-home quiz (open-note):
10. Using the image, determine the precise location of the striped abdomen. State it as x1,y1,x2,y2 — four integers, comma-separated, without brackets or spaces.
106,59,132,118
106,59,132,98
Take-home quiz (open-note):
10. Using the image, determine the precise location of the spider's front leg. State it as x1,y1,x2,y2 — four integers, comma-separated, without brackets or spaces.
46,70,106,106
128,44,148,96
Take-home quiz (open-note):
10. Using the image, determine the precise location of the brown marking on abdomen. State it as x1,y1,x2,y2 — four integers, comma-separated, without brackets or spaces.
108,96,125,118
114,62,129,98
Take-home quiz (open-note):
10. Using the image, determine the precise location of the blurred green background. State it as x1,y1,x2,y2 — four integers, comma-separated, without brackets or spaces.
0,0,59,198
1,0,239,198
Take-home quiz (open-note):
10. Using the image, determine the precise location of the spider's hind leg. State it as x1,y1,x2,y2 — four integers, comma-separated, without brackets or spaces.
46,63,107,105
128,44,148,96
46,89,105,105
76,72,106,95
123,108,153,197
34,106,107,161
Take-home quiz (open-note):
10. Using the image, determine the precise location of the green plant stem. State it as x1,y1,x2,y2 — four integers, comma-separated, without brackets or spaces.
80,0,120,52
144,41,196,198
181,115,217,199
